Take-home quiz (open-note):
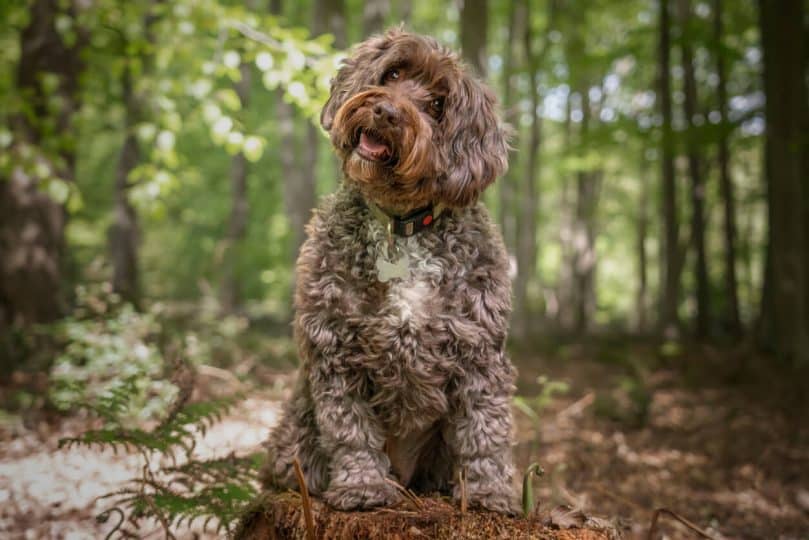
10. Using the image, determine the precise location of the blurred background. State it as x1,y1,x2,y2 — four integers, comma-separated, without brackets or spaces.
0,0,807,538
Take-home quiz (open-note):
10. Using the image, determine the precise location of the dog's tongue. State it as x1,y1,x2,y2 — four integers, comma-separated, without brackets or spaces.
359,131,389,159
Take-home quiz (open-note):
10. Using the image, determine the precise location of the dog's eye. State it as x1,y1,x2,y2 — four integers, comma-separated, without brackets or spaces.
381,68,400,84
429,97,445,117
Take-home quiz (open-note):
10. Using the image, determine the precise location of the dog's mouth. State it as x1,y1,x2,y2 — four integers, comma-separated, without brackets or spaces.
354,128,392,163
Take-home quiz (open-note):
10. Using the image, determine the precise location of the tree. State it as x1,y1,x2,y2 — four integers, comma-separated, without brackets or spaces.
498,0,520,259
758,0,809,369
363,0,389,37
220,61,252,314
657,0,681,337
0,0,85,332
110,2,163,307
678,0,711,339
712,0,741,336
460,0,488,76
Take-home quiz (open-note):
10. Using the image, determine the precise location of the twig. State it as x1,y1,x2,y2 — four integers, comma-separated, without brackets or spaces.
229,22,324,69
384,477,424,510
558,392,595,418
292,457,316,540
97,507,126,540
647,508,715,540
459,467,468,514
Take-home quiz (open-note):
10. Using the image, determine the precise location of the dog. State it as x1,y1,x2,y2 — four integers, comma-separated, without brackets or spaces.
262,28,517,515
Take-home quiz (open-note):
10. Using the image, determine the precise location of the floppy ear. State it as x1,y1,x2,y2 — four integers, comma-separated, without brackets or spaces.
320,33,393,131
439,74,509,207
320,57,358,131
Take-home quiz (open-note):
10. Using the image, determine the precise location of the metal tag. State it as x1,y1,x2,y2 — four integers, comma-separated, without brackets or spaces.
376,252,410,282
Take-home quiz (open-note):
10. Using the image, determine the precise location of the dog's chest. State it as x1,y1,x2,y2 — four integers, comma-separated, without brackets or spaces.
359,220,453,433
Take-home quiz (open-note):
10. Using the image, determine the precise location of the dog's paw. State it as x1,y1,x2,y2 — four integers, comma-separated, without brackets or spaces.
324,481,402,510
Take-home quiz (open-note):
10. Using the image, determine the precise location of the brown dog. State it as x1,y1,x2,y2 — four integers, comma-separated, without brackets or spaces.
263,28,517,514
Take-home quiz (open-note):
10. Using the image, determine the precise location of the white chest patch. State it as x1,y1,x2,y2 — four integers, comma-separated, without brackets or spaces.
366,219,443,324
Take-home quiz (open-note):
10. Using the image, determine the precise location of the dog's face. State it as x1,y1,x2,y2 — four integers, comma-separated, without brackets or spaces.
321,29,508,212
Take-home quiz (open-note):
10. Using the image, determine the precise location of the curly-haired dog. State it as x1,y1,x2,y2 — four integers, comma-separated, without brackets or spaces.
263,29,517,514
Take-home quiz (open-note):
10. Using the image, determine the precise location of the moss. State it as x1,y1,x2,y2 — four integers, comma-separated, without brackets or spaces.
234,491,619,540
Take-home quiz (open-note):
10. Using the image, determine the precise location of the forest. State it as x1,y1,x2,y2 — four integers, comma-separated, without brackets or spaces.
0,0,807,538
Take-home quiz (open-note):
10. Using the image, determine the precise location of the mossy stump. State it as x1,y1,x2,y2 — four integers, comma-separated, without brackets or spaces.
234,491,621,539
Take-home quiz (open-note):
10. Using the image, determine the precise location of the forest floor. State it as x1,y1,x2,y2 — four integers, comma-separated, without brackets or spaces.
1,340,808,539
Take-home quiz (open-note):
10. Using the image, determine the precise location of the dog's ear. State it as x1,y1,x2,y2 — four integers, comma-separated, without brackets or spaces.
320,34,392,132
439,74,509,207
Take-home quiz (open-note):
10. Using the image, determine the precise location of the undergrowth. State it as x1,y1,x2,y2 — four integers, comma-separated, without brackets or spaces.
53,283,265,538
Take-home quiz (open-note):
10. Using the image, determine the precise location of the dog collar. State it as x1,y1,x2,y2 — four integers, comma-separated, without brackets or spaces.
367,201,445,238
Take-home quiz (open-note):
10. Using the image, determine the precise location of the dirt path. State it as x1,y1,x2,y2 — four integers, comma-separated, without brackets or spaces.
0,398,281,539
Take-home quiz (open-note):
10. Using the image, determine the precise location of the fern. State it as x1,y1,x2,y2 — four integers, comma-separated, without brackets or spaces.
59,375,263,537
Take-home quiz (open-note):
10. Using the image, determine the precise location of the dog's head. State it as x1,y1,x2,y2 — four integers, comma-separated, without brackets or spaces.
322,29,509,212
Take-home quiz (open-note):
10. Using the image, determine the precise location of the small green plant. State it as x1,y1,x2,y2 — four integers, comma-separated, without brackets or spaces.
513,375,570,422
51,284,264,537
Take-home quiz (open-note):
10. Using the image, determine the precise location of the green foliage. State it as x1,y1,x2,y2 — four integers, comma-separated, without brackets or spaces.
48,285,178,425
45,283,267,535
513,375,570,422
57,342,261,536
521,462,544,518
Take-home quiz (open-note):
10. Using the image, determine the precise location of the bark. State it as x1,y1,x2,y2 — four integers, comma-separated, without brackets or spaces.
758,0,809,368
363,0,389,37
110,5,161,307
111,65,141,307
398,0,413,23
712,0,741,336
678,0,711,339
498,0,519,257
636,154,650,333
555,93,575,330
513,0,551,339
220,65,251,314
658,0,682,337
313,0,346,48
0,0,84,333
272,0,319,265
460,0,488,77
562,7,601,334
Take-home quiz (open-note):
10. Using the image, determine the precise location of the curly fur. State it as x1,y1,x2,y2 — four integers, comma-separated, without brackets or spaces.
262,28,518,514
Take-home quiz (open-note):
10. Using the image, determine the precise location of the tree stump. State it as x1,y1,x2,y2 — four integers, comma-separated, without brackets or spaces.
234,491,622,539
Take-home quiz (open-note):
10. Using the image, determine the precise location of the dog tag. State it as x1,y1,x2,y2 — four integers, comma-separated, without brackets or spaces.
376,252,410,282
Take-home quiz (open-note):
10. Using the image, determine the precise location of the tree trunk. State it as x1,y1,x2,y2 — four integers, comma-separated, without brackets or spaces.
758,0,809,369
460,0,488,77
513,0,548,339
220,63,252,314
235,492,620,539
498,0,519,258
314,0,347,49
273,0,323,268
556,94,575,330
363,0,389,37
678,0,711,339
636,153,650,333
110,5,161,307
712,0,741,337
657,0,681,338
111,65,141,307
398,0,413,23
0,0,84,334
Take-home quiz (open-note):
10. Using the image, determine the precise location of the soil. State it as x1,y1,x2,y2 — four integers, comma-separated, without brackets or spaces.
1,343,808,539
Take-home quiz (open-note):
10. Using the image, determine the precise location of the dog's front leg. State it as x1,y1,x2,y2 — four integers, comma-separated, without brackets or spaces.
444,352,519,515
309,365,401,510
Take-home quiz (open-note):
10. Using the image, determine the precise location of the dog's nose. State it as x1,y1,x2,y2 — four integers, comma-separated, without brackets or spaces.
373,102,400,126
